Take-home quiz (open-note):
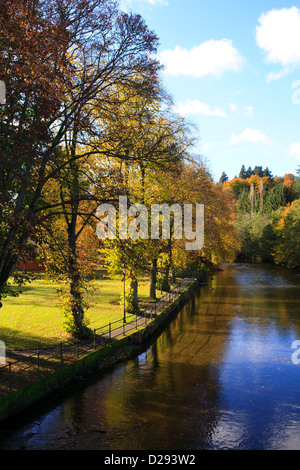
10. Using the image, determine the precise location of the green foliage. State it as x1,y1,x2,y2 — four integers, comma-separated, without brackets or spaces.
0,272,35,300
263,184,289,214
57,282,92,337
120,280,135,315
232,165,299,267
229,179,250,198
237,189,251,214
235,213,277,261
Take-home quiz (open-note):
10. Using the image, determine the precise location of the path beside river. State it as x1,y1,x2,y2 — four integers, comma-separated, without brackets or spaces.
1,263,300,450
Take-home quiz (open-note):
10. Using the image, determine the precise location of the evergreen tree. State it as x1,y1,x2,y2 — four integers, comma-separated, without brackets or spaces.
239,165,247,179
246,167,253,178
237,189,251,214
264,184,288,214
219,172,229,184
263,167,273,179
253,166,264,177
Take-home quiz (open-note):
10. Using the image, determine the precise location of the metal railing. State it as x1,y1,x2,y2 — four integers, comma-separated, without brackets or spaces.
0,278,195,396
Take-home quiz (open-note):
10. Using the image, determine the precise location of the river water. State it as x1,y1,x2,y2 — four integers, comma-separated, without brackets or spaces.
1,263,300,451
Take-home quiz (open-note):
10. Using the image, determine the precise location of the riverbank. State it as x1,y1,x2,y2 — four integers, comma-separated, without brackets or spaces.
0,278,200,425
0,274,168,350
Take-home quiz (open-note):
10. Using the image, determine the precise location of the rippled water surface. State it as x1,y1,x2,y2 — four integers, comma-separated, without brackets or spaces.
1,263,300,450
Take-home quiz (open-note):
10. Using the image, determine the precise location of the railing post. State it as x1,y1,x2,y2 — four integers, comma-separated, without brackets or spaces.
60,342,63,365
94,329,96,349
8,362,12,391
37,349,40,375
109,322,111,340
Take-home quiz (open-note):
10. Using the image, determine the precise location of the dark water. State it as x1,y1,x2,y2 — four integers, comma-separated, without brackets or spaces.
1,263,300,450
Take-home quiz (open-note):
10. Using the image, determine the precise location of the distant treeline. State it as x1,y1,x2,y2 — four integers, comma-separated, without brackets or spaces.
219,165,300,269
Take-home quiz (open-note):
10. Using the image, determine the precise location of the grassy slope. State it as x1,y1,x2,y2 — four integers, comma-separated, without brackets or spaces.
0,273,158,350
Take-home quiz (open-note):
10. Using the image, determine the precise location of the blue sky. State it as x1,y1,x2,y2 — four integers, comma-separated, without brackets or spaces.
120,0,300,181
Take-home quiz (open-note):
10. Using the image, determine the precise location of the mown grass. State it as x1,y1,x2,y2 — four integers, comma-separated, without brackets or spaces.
0,272,160,351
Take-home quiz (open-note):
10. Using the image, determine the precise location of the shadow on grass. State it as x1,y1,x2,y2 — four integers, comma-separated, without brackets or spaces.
0,326,69,351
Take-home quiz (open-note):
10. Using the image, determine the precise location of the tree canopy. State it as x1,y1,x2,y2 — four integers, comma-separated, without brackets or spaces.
221,165,300,267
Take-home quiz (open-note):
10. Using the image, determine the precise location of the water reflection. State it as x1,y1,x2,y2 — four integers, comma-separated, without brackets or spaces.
0,263,300,450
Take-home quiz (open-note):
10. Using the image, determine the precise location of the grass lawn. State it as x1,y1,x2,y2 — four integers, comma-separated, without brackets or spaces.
0,272,160,351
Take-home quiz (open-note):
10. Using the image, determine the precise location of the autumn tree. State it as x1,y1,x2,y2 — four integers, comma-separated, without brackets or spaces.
295,166,300,198
149,159,240,278
273,200,300,268
0,0,163,318
0,0,71,299
101,96,195,310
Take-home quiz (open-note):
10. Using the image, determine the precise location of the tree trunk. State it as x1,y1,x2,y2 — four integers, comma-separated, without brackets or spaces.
149,258,157,299
68,237,85,336
162,264,171,292
129,277,139,314
259,179,264,213
69,267,84,336
171,267,176,284
67,178,85,336
249,183,255,218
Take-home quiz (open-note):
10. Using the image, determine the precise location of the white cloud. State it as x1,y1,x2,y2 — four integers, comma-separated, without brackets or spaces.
159,39,244,78
229,103,238,113
266,67,292,82
231,128,273,145
229,104,254,117
290,142,300,159
256,7,300,67
244,106,254,117
175,100,226,117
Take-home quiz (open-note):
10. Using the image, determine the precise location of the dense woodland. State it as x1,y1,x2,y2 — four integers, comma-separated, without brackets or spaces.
0,1,298,338
219,165,300,269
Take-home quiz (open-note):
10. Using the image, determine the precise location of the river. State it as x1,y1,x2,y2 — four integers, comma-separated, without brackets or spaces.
0,263,300,451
